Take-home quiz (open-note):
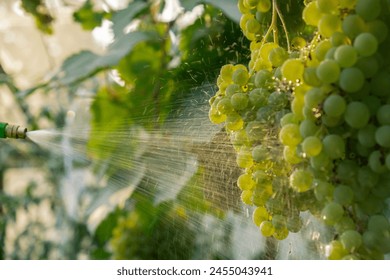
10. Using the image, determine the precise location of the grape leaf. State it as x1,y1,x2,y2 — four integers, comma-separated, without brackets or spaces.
180,0,240,23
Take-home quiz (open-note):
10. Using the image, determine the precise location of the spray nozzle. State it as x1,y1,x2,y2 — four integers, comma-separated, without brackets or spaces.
0,122,28,139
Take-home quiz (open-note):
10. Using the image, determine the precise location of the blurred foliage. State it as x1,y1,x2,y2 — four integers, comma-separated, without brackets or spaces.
21,0,54,34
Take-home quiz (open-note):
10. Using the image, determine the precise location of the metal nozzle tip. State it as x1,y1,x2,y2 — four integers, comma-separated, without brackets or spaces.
5,124,28,139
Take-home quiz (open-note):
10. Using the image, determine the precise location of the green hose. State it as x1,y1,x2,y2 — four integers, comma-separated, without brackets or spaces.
0,122,28,139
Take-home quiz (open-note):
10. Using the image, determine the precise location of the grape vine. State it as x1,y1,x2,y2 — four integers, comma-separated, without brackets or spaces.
209,0,390,259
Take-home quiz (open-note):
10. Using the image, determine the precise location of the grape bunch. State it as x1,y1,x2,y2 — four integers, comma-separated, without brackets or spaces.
209,0,390,259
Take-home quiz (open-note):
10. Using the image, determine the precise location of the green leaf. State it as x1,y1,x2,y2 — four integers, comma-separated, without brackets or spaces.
55,31,154,85
111,1,148,38
181,0,240,23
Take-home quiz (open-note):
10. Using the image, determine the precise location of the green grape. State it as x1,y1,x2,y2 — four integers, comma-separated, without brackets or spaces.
226,113,244,131
246,18,261,34
220,64,234,82
209,105,226,124
310,151,332,171
371,173,390,198
321,202,344,225
318,14,341,38
370,72,390,97
303,1,322,26
281,59,305,81
244,0,259,9
376,105,390,125
256,106,274,123
363,230,383,251
362,95,381,116
260,220,275,237
232,68,250,86
357,166,379,189
355,56,379,78
339,67,365,93
342,14,366,39
336,160,358,181
368,150,388,173
330,32,349,47
283,145,303,164
340,230,362,252
375,125,390,148
231,129,250,147
334,45,357,68
316,0,340,13
340,0,356,9
368,215,390,233
323,134,345,159
327,240,348,260
286,214,303,233
273,227,289,240
280,112,299,127
353,33,378,57
236,147,254,168
291,37,307,49
333,184,354,205
325,47,337,60
252,145,268,162
316,60,340,84
231,92,249,110
335,216,355,234
279,123,303,146
254,69,272,87
323,94,346,117
225,84,240,97
303,67,322,87
241,190,253,205
344,101,370,129
268,47,288,67
237,173,255,190
246,121,265,141
304,87,325,109
299,119,319,138
253,206,269,226
355,0,381,21
367,20,389,43
260,42,279,61
217,97,234,114
302,136,323,157
272,214,287,230
315,40,332,61
289,168,313,192
252,170,269,185
238,0,251,13
268,91,289,110
257,0,271,13
249,88,268,108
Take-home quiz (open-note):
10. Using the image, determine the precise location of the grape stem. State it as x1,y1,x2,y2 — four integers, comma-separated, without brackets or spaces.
261,0,291,52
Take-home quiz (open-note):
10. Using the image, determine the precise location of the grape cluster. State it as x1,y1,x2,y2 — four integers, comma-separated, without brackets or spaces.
209,0,390,259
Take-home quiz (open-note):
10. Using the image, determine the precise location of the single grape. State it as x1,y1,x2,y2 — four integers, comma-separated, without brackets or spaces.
303,67,322,87
339,67,365,93
340,230,362,252
342,14,366,39
367,20,389,43
323,94,346,117
253,206,269,227
375,125,390,148
283,145,303,164
317,0,339,13
302,1,322,26
333,184,354,205
260,220,275,237
257,0,271,13
322,134,345,159
315,40,332,61
321,202,344,225
281,59,305,81
254,70,272,88
236,147,254,168
252,145,268,162
318,14,341,38
302,136,323,157
246,18,261,34
268,46,288,67
232,68,250,86
289,168,313,192
231,92,249,110
273,227,289,240
355,0,381,21
376,105,390,125
368,150,388,173
237,173,255,191
316,60,340,84
279,123,303,146
327,240,348,260
353,33,378,57
334,45,357,68
368,215,390,234
299,119,319,138
344,101,370,129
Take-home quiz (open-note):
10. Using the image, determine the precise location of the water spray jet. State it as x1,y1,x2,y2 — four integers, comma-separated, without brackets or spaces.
0,122,28,139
